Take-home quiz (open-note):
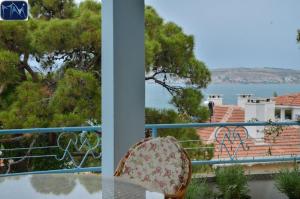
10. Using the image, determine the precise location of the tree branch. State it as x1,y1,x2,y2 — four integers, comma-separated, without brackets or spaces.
145,66,170,80
22,53,38,82
5,138,36,174
145,70,165,80
24,63,38,82
145,76,182,95
0,84,6,95
0,134,34,143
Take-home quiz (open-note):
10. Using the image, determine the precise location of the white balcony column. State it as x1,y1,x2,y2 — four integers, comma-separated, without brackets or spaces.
102,0,145,176
280,109,285,121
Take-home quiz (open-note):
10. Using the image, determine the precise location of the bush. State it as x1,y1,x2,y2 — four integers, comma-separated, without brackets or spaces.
275,167,300,199
186,179,214,199
215,166,250,199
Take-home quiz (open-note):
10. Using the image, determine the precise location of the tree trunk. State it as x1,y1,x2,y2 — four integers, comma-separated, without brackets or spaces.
0,84,5,95
19,53,38,82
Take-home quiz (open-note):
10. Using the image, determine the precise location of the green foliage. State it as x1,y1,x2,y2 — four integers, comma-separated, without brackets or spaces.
31,19,78,53
215,166,250,199
171,88,209,121
0,0,210,128
29,0,76,19
0,50,20,87
0,50,20,110
78,0,101,15
29,1,101,72
50,69,101,126
0,82,50,129
145,6,211,86
146,108,197,139
275,167,300,199
0,22,30,52
186,179,214,199
0,69,100,128
145,6,211,119
0,0,211,173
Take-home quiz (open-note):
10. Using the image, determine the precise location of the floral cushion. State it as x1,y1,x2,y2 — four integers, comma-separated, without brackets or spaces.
119,136,190,195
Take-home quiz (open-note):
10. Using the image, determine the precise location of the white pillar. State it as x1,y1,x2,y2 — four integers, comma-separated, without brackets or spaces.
102,0,145,176
280,109,285,121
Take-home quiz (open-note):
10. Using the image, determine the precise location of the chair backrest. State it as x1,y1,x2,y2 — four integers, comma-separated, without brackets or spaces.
115,136,191,197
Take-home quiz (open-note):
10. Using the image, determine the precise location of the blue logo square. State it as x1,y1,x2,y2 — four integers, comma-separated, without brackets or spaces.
1,1,28,20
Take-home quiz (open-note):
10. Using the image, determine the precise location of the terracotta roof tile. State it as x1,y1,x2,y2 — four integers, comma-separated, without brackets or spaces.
197,105,244,143
213,127,300,159
197,105,300,160
275,93,300,106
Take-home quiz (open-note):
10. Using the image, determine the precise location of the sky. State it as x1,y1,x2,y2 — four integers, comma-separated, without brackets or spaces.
145,0,300,69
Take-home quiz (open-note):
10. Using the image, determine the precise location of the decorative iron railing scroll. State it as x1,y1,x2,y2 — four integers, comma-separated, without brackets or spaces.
146,121,300,165
56,131,101,168
0,121,300,176
0,127,102,176
214,126,249,160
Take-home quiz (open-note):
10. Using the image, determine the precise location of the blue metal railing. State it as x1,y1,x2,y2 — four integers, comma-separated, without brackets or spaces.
146,121,300,165
0,126,102,176
145,121,299,130
0,126,101,134
0,121,299,176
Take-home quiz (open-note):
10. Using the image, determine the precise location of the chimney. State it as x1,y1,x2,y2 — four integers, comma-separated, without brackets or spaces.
245,98,275,140
207,94,223,106
237,94,253,108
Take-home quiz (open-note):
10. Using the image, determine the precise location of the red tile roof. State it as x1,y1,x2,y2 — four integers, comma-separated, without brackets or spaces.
197,105,245,144
213,127,300,159
275,93,300,106
197,105,300,160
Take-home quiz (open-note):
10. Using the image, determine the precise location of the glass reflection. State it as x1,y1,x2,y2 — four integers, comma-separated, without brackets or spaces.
0,176,20,184
30,174,76,195
77,174,101,194
0,177,5,184
0,174,164,199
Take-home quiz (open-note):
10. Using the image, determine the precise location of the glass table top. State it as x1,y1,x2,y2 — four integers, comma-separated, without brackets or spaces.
0,173,164,199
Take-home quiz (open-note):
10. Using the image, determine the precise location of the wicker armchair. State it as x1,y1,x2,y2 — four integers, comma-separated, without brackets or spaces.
114,136,192,199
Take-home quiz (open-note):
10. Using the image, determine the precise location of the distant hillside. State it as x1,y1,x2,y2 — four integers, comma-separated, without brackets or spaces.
211,67,300,84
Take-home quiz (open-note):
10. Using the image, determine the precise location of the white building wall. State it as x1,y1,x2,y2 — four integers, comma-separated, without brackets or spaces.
264,103,276,121
245,99,275,140
292,108,300,120
276,106,300,121
245,103,258,122
237,94,253,108
207,94,223,106
245,101,275,121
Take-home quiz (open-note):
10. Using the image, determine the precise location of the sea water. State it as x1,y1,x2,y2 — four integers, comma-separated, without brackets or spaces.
146,83,300,109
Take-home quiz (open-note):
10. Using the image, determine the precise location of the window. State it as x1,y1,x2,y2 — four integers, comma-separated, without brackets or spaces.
285,109,292,120
275,109,281,119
